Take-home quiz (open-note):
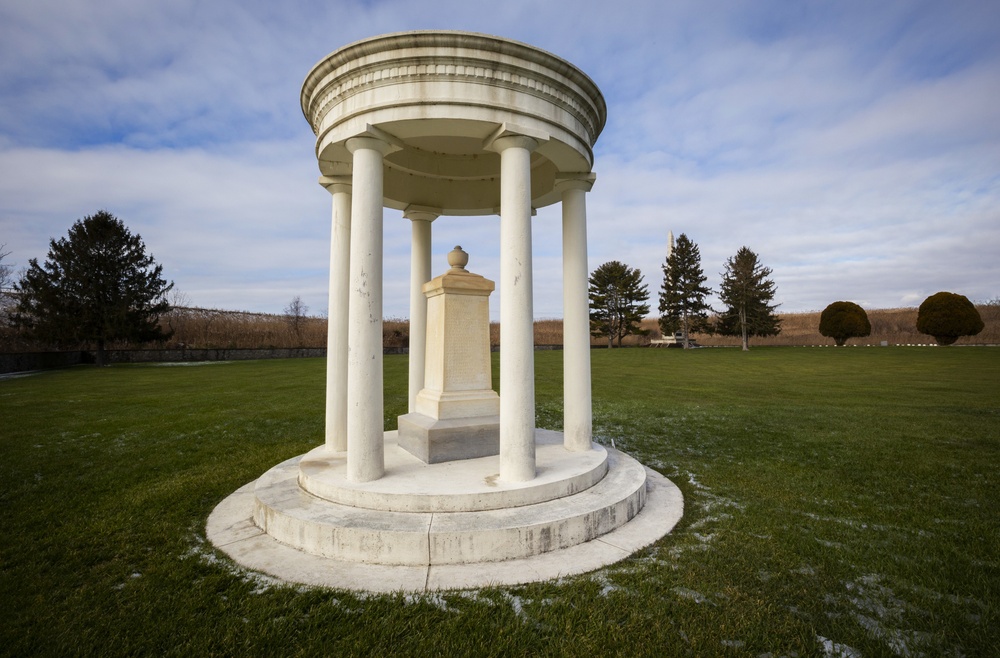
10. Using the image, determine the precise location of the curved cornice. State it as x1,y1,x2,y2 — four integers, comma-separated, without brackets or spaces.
301,31,607,147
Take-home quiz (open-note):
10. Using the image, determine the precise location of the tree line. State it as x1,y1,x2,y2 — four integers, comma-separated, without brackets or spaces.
2,214,989,360
817,293,985,346
588,233,987,349
589,233,780,351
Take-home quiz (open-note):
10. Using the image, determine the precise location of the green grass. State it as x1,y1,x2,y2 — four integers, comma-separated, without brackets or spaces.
1,348,997,656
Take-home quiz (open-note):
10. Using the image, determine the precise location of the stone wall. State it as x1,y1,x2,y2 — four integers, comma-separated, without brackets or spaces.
0,351,88,374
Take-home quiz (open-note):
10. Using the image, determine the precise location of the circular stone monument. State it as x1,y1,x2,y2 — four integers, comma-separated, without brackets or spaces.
208,31,683,593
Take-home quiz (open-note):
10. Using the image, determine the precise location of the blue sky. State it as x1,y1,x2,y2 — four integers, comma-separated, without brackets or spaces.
1,0,998,319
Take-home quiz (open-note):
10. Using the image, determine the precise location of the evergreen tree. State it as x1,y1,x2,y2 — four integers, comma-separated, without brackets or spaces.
716,246,781,351
658,233,712,348
818,301,870,346
916,291,984,345
588,260,650,348
14,211,173,365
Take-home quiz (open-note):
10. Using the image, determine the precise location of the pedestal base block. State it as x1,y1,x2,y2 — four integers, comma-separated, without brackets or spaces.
397,412,500,463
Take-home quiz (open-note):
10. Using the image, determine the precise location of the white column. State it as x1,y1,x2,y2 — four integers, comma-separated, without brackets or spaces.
403,208,438,413
345,136,392,482
320,176,352,452
493,135,539,482
557,175,596,452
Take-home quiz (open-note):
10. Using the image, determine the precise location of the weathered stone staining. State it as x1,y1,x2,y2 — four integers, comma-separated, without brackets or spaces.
207,31,683,591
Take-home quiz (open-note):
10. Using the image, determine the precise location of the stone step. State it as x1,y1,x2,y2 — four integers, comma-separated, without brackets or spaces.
253,447,647,566
297,430,610,512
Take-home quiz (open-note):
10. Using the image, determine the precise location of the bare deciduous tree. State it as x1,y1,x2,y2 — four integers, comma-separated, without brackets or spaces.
0,244,12,292
284,296,309,344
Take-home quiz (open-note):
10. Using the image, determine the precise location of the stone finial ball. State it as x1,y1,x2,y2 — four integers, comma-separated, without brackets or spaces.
448,245,469,270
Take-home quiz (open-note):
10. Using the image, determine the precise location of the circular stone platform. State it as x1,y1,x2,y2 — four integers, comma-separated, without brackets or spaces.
207,435,683,592
298,430,608,512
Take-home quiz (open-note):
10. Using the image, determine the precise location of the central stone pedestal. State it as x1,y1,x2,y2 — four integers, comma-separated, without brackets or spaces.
398,246,500,464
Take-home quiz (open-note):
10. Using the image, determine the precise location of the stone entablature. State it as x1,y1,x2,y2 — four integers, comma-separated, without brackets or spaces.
299,30,608,216
305,57,603,149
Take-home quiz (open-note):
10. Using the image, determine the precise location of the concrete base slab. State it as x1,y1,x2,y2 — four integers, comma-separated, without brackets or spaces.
207,443,683,592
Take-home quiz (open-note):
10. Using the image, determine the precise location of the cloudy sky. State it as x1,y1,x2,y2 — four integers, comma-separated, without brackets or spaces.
1,0,997,319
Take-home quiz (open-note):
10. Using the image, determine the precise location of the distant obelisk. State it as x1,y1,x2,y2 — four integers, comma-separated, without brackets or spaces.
666,230,674,263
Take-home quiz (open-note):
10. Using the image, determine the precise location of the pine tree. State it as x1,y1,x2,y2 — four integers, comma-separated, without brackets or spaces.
14,211,174,365
588,260,650,348
716,246,781,351
658,233,712,348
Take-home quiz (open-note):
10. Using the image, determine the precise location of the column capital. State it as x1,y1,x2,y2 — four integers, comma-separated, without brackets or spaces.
319,175,352,194
555,172,597,194
483,122,548,154
345,124,403,157
403,204,440,223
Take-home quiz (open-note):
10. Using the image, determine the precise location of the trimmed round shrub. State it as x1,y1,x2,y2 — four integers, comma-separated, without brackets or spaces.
819,301,871,346
916,291,984,345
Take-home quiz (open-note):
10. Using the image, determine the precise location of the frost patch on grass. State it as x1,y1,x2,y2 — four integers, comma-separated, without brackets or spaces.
800,511,932,539
817,635,861,657
854,614,933,657
0,371,43,380
688,513,732,530
661,471,745,561
590,572,625,597
502,591,527,619
181,532,288,595
152,361,235,367
456,590,547,624
403,592,454,612
673,587,715,605
828,574,936,657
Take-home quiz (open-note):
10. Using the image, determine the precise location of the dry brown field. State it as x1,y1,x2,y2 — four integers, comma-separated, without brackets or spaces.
149,303,999,351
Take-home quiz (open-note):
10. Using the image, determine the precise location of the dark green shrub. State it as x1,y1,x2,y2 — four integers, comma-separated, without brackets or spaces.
917,291,984,345
819,301,871,346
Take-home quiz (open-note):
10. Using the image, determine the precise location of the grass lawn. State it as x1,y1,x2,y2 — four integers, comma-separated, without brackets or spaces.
1,348,997,656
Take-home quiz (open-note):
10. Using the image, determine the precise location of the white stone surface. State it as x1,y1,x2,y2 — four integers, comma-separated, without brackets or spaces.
405,208,436,413
413,251,498,420
494,135,538,483
321,177,351,452
345,136,393,482
558,175,596,452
